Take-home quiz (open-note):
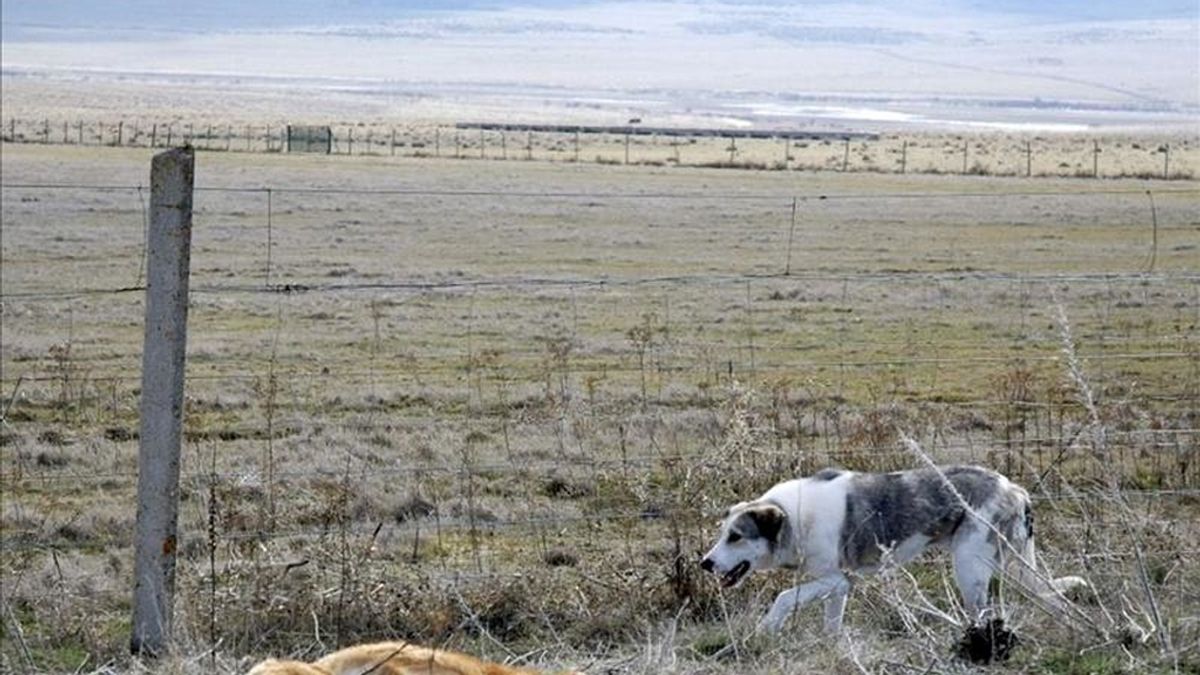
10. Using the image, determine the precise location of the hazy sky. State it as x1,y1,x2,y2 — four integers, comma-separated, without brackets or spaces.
4,0,1196,37
3,1,1198,110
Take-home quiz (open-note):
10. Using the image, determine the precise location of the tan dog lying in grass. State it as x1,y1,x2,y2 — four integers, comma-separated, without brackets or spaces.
247,640,581,675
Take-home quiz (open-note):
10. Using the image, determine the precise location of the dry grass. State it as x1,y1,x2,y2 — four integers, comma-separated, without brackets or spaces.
1,143,1198,673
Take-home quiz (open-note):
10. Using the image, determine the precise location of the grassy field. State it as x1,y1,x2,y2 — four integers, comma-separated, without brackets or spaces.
2,143,1199,673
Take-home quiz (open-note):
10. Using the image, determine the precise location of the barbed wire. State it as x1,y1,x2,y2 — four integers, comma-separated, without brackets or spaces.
3,347,1195,386
4,429,1197,485
4,178,1199,301
5,486,1200,555
5,181,1198,201
5,269,1200,301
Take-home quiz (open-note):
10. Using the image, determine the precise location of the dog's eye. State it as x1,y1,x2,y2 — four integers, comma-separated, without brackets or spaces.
726,532,742,544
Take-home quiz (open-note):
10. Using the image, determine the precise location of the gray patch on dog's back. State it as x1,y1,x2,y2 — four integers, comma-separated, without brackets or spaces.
812,468,844,481
840,465,1004,567
941,465,1005,507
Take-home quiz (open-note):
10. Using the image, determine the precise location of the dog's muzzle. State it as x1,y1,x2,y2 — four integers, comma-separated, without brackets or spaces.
700,558,751,588
720,560,751,587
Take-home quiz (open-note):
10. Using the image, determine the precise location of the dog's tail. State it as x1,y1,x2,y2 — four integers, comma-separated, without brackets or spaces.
1011,498,1089,609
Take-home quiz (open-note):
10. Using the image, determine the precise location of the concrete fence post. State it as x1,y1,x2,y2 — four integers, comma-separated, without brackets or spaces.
130,147,194,657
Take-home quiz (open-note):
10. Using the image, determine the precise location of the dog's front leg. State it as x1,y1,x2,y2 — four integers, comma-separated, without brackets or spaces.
758,573,850,633
822,584,849,634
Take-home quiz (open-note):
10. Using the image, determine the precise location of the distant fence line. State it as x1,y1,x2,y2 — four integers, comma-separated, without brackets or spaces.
2,117,1195,179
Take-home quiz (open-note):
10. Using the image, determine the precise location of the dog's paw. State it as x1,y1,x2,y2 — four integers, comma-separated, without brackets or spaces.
955,618,1019,664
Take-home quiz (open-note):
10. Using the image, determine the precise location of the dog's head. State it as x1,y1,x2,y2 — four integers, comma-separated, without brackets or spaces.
699,501,787,588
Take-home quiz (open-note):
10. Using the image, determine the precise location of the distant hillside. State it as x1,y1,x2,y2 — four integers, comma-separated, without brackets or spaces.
3,0,1197,119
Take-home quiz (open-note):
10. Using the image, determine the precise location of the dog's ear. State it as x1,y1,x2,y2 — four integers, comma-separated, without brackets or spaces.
721,501,749,521
747,504,786,542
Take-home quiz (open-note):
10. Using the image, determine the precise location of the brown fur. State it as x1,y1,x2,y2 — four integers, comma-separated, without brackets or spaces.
247,641,581,675
247,658,330,675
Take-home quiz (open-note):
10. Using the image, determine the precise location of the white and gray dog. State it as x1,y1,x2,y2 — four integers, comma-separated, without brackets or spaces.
700,465,1087,633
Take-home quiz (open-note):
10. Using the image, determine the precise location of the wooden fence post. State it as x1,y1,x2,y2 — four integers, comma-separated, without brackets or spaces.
900,140,908,174
130,147,194,657
785,196,798,275
841,137,850,171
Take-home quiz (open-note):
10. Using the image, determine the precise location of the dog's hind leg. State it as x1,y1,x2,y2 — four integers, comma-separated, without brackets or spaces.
759,573,850,634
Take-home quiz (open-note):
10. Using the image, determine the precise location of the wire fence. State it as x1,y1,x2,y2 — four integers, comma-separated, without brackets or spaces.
2,166,1200,663
4,117,1198,179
